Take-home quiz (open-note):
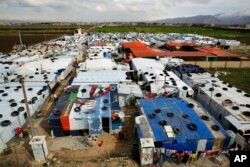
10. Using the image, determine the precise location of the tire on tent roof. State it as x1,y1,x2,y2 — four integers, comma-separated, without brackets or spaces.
32,97,38,101
18,107,25,112
2,93,8,97
111,86,116,91
103,99,109,103
182,86,188,90
187,103,194,108
37,91,42,95
155,109,161,113
21,99,25,103
243,111,250,117
28,88,33,91
211,125,220,131
201,115,209,121
53,110,61,116
74,107,81,112
0,90,4,93
167,112,174,117
11,111,19,117
209,88,214,91
28,100,35,104
245,94,250,97
200,84,205,87
173,127,182,135
159,120,167,126
9,99,15,103
10,103,17,107
182,114,189,119
81,89,87,93
1,120,11,127
5,86,10,89
0,114,2,118
187,123,197,131
215,93,222,97
232,106,239,110
148,113,156,119
102,106,107,110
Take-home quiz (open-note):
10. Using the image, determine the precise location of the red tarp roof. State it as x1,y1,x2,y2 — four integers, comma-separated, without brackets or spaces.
166,41,198,47
130,47,214,58
122,42,147,49
195,47,240,57
122,42,240,58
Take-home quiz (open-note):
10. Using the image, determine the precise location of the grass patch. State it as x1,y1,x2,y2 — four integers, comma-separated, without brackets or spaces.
208,68,250,93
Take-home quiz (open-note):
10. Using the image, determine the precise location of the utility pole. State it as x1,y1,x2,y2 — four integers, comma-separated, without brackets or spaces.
19,77,34,136
18,31,23,47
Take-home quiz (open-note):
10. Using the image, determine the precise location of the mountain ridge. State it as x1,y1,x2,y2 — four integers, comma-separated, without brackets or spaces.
154,10,250,25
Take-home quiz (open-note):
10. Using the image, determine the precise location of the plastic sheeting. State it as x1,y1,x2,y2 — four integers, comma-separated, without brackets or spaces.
137,98,216,151
15,57,74,80
143,69,194,97
0,72,58,148
72,70,132,85
64,84,122,135
79,59,129,71
196,77,250,134
48,86,79,137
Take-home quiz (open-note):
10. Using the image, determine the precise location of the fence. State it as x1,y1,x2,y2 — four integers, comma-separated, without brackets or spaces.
230,45,250,50
186,61,250,68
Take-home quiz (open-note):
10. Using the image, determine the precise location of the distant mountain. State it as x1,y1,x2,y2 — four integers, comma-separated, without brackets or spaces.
0,19,28,23
155,10,250,25
0,19,56,23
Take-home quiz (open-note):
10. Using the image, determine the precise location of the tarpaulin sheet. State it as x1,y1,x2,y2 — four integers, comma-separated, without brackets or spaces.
138,98,215,151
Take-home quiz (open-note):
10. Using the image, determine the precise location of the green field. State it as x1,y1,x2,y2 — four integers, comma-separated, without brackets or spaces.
0,24,91,35
0,24,89,53
208,68,250,93
92,26,250,44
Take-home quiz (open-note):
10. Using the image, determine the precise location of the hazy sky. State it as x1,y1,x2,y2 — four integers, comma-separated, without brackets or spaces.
0,0,249,22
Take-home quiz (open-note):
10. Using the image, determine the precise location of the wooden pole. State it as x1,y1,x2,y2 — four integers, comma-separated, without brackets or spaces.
19,77,34,136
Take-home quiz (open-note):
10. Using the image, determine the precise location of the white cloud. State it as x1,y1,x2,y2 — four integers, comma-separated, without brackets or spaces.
0,0,249,22
95,5,107,12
